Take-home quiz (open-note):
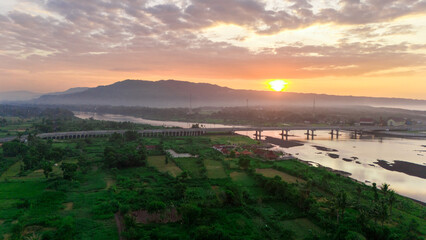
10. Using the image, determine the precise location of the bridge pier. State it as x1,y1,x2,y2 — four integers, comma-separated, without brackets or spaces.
330,129,340,139
281,129,290,140
305,130,316,140
353,130,363,138
254,130,262,140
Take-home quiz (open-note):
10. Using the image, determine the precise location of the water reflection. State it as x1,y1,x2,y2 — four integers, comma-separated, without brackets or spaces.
74,112,244,129
237,130,426,202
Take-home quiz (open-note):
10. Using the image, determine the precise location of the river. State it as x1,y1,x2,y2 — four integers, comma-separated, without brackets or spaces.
75,112,426,202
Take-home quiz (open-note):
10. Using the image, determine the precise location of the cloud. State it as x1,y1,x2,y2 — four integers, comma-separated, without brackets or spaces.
0,0,425,96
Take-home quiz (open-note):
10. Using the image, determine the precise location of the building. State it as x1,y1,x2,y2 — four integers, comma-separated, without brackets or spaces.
254,149,278,160
387,118,406,127
359,118,375,126
235,150,253,157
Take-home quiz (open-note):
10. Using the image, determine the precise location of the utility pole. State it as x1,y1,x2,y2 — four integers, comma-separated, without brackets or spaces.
189,94,193,114
313,97,316,120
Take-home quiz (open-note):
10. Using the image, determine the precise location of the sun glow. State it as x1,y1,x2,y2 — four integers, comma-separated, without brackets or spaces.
268,79,288,92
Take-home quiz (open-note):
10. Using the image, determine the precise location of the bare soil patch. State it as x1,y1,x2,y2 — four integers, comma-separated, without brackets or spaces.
131,208,181,224
256,168,306,184
63,202,73,211
106,178,116,189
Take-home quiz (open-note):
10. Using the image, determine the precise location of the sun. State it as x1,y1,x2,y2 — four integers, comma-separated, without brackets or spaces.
268,79,288,92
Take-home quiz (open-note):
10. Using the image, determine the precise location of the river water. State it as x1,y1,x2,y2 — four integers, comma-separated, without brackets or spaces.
75,112,426,202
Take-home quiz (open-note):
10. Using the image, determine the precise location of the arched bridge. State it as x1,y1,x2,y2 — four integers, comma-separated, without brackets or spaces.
0,125,425,143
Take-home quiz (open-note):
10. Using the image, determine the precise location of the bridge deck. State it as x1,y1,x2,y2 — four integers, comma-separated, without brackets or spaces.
0,125,424,143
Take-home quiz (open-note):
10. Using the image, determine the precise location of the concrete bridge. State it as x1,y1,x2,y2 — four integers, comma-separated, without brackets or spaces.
0,125,425,143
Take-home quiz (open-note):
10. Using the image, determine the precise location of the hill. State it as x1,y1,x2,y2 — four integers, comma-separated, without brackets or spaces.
33,80,426,109
44,87,89,96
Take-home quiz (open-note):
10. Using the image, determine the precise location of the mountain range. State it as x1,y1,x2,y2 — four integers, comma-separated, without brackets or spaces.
28,80,426,110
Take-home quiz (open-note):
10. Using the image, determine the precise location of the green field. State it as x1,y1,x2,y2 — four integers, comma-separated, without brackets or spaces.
255,168,306,184
0,162,118,239
230,171,256,186
204,159,227,178
280,218,324,239
0,123,424,240
174,157,202,178
147,155,182,177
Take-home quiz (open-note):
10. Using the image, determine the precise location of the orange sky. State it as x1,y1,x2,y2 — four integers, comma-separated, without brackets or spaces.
0,0,425,99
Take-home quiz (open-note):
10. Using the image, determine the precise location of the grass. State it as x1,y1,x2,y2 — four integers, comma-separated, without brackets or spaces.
174,157,202,178
0,181,48,235
230,172,256,186
255,168,306,184
0,131,425,239
280,218,323,239
0,161,63,181
147,155,182,177
0,160,22,181
204,159,227,179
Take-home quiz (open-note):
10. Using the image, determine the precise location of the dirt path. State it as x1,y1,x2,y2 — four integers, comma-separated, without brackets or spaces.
106,178,116,189
114,212,125,240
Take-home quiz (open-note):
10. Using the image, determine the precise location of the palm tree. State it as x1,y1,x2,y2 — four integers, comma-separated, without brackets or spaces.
372,183,379,201
380,183,390,196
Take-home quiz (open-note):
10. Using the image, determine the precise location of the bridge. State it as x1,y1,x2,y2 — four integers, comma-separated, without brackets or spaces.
1,125,425,143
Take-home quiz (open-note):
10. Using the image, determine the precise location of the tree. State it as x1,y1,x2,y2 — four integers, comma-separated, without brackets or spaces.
380,183,390,197
387,190,396,216
103,143,146,169
375,199,389,227
124,130,140,142
334,190,347,224
179,203,201,225
41,160,53,178
2,141,27,157
177,171,189,181
194,226,230,240
372,183,379,201
147,201,166,213
61,163,78,180
238,156,250,169
174,182,186,199
356,185,362,206
77,154,90,174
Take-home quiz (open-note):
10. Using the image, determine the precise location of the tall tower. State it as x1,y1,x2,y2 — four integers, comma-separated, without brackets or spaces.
188,94,193,114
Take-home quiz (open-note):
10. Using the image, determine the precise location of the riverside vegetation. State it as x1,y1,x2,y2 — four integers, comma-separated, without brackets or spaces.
0,106,425,240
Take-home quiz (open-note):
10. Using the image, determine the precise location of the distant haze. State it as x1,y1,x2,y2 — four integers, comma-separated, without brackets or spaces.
0,91,42,102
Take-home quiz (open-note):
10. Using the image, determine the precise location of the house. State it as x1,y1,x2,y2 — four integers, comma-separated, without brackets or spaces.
387,118,406,127
213,145,236,155
235,150,253,157
145,145,158,151
359,118,375,126
254,149,278,160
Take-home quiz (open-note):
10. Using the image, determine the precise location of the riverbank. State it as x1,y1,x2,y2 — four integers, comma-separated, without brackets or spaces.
263,136,304,148
376,131,426,138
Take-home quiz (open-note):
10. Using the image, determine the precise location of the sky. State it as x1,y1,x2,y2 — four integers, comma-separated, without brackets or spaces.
0,0,425,99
